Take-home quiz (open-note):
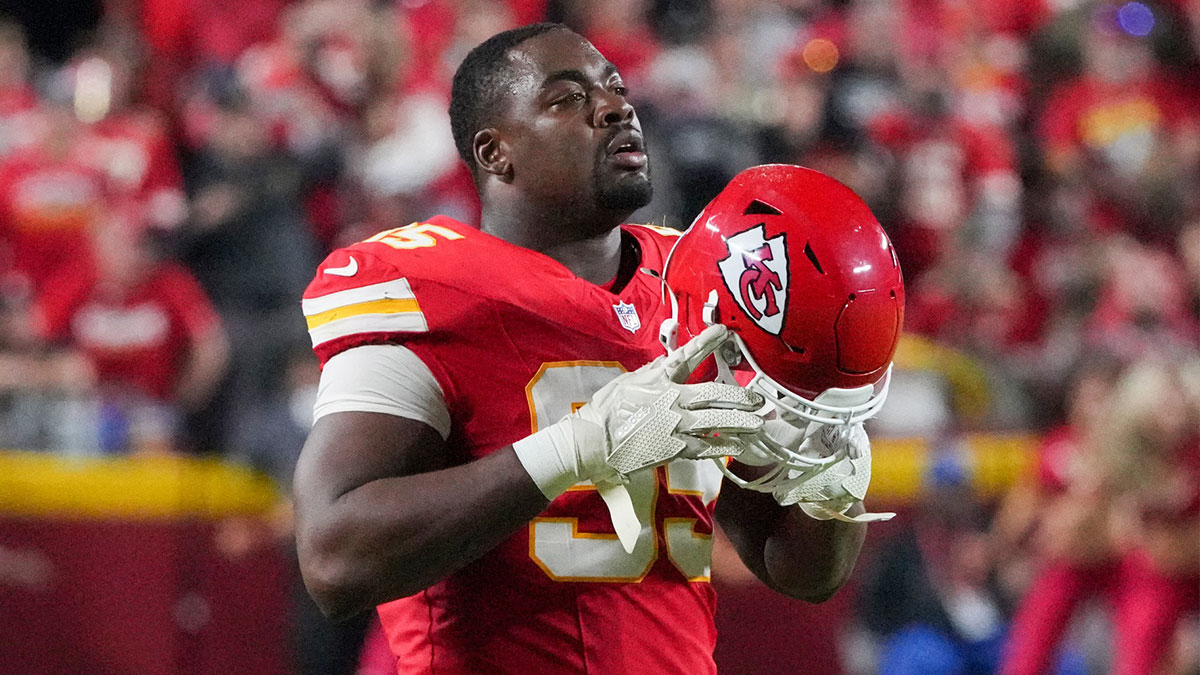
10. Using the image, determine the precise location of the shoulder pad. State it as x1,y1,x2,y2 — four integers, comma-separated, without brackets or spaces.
357,220,470,255
623,223,682,273
303,245,429,363
301,219,478,364
626,223,683,239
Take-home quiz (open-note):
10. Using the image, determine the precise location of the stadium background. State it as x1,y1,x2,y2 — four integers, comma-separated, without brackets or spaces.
0,0,1196,673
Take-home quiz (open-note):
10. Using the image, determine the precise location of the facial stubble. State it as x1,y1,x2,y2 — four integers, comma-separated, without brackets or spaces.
594,145,653,213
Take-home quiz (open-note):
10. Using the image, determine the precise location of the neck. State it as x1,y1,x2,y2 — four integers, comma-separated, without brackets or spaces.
541,228,625,284
480,196,629,284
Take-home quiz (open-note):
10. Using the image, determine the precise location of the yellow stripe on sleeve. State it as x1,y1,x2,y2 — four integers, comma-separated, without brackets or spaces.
305,297,422,330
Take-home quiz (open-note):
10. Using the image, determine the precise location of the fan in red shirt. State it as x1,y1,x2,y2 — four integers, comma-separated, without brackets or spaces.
992,358,1124,675
0,107,107,299
1038,4,1200,236
1040,15,1195,179
64,48,187,231
1101,358,1200,675
869,84,1030,351
1086,235,1199,356
871,101,1021,281
33,207,229,452
228,0,381,153
996,356,1200,675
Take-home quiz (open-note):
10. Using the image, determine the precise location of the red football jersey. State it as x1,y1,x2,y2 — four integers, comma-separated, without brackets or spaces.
1038,72,1197,175
302,216,723,674
76,111,187,229
35,262,221,401
0,147,106,292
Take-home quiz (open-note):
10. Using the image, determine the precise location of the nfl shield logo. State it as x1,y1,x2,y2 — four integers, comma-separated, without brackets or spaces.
613,302,641,333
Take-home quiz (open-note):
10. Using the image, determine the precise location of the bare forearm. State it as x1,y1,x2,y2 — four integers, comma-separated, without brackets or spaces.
763,501,867,601
297,446,547,619
717,482,866,602
0,351,93,392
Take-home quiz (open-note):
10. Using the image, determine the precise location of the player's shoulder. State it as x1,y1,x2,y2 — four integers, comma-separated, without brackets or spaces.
623,222,684,242
303,217,486,363
622,222,682,271
346,216,481,263
309,216,483,291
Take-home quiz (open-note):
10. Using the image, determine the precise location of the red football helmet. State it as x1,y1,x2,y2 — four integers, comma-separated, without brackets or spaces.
660,164,904,481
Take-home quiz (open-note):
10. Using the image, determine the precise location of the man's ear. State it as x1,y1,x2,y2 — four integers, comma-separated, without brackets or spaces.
473,129,512,182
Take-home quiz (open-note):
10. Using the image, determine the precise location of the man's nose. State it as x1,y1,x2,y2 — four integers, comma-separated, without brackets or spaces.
594,91,634,127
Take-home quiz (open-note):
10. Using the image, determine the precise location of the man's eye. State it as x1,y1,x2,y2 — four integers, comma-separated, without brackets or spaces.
613,85,628,96
557,92,586,105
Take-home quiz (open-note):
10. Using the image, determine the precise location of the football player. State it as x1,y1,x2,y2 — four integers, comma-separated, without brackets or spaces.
294,23,897,674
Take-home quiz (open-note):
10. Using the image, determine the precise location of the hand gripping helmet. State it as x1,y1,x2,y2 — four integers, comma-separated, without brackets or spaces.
659,165,905,488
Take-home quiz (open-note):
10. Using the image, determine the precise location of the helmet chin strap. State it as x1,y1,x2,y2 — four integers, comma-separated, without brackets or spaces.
657,271,677,351
701,289,720,326
656,280,690,353
659,285,720,354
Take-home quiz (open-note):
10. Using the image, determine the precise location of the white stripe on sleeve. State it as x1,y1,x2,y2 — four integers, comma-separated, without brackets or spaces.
302,278,417,316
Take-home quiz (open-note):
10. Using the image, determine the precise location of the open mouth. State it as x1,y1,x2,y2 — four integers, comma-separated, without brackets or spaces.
607,133,648,169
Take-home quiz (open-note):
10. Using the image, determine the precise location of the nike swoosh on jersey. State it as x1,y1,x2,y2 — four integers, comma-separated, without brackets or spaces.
324,257,359,277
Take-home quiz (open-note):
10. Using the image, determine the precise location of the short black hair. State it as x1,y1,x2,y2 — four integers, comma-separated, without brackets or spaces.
449,22,571,171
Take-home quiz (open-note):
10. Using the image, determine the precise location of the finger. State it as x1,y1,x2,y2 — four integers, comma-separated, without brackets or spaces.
847,423,868,460
842,455,872,500
678,409,764,436
606,434,686,476
733,435,783,466
663,324,729,383
826,507,895,523
681,436,747,460
676,381,764,411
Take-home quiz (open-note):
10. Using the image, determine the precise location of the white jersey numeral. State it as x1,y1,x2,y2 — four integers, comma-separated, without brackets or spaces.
364,222,464,250
525,362,722,582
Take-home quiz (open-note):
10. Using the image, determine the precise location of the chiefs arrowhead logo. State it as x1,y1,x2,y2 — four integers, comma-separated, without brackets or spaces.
717,224,789,335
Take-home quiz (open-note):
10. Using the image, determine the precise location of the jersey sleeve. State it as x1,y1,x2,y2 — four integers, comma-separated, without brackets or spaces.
303,222,489,439
302,246,432,366
31,266,93,342
313,343,452,439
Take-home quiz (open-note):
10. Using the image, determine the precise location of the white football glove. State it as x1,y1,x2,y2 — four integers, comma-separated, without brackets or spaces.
772,423,894,522
730,421,894,523
513,324,764,551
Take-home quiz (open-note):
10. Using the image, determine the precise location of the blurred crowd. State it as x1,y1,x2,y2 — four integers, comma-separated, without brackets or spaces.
857,354,1199,675
0,0,1197,673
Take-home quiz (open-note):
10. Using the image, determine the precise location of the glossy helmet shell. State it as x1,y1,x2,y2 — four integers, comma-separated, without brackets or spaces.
664,164,904,400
